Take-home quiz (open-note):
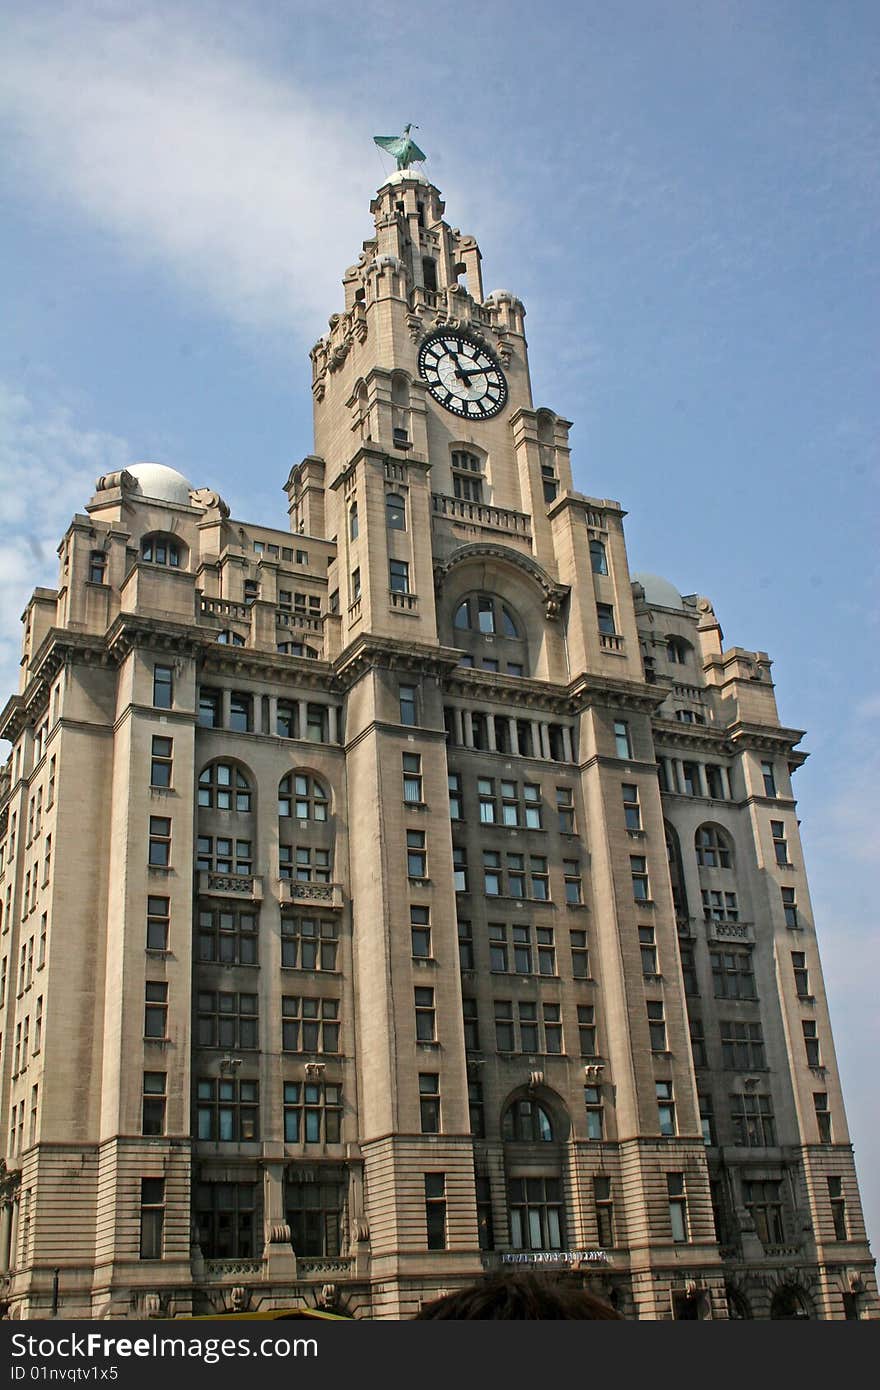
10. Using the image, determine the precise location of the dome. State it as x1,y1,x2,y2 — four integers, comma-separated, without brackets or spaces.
127,462,194,506
380,168,430,188
632,572,685,610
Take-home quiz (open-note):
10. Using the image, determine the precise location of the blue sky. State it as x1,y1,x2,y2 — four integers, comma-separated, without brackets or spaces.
1,1,878,1247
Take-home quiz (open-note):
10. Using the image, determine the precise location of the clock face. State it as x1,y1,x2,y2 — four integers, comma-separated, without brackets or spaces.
418,332,508,419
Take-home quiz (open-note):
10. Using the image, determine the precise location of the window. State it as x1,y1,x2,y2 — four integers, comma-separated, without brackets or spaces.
196,836,252,876
698,1093,715,1145
281,916,338,970
148,811,170,861
695,826,731,868
631,856,649,901
197,906,258,965
89,551,106,584
537,927,556,975
702,889,739,922
286,1178,344,1256
656,1080,676,1136
411,906,431,958
791,952,810,998
483,850,502,896
399,684,417,726
570,929,590,979
38,914,46,968
556,786,575,832
474,1172,493,1246
448,772,463,819
403,753,423,804
462,997,479,1050
530,855,550,900
153,665,173,709
743,1180,784,1244
453,594,521,638
278,773,328,821
197,1182,257,1258
458,919,474,970
452,450,484,501
647,1000,667,1052
281,846,331,883
508,1177,564,1251
216,630,245,646
803,1020,821,1068
141,535,181,567
386,493,406,530
142,1073,166,1136
578,1004,597,1057
419,1074,441,1133
814,1093,832,1142
197,991,258,1049
197,1078,259,1141
502,1098,555,1142
389,559,410,594
229,693,253,733
198,763,251,811
589,539,607,574
828,1177,847,1240
453,846,468,892
478,778,497,824
710,949,755,1000
488,922,508,972
506,853,525,897
666,636,689,665
594,1177,614,1246
46,756,56,808
146,896,169,951
563,859,582,904
198,688,220,727
721,1020,766,1069
415,986,436,1041
597,603,616,635
705,764,725,799
614,720,632,759
33,996,42,1054
667,1173,688,1242
728,1089,772,1145
771,820,789,866
679,944,698,995
681,762,699,796
621,783,641,831
281,996,340,1053
639,926,657,976
407,829,427,879
781,886,799,928
424,1174,446,1250
351,567,361,600
761,761,777,797
139,1179,165,1260
144,981,168,1039
584,1086,604,1139
149,736,173,789
349,502,359,540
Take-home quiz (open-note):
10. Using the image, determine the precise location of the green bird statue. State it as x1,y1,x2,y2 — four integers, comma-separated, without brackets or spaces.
373,124,427,171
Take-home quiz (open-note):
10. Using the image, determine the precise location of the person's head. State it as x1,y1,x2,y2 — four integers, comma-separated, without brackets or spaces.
414,1271,622,1320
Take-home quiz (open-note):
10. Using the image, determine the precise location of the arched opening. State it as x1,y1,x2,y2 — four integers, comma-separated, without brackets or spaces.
695,824,734,869
452,591,529,677
664,822,689,921
198,761,253,813
770,1284,813,1320
278,772,329,822
666,635,692,665
141,532,187,569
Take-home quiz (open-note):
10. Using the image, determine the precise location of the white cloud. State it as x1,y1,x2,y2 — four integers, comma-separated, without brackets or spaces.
0,383,131,705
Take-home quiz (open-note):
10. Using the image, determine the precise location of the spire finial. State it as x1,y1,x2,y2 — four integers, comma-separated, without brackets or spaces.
373,124,427,171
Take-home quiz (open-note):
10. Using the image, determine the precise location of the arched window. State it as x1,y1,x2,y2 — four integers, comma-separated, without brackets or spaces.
198,763,252,812
590,540,608,575
279,773,329,821
454,594,520,638
141,533,183,568
349,502,359,540
695,825,733,869
502,1098,555,1142
386,493,406,530
216,630,245,646
276,641,318,658
666,636,692,664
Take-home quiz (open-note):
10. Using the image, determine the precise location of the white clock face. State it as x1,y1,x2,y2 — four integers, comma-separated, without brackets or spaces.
418,333,508,419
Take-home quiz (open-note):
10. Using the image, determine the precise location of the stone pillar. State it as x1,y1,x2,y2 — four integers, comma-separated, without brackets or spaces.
561,725,573,763
267,696,278,738
327,705,338,745
463,710,474,748
0,1202,11,1273
539,723,551,759
530,721,541,759
721,766,733,800
673,760,684,794
486,715,497,752
221,689,232,730
453,708,464,747
507,718,518,754
298,700,309,741
262,1162,297,1279
9,1199,19,1271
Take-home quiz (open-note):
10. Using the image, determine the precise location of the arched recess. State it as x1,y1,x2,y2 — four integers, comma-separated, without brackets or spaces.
197,759,255,814
694,822,735,870
664,821,689,922
140,531,188,569
499,1084,571,1253
770,1283,814,1320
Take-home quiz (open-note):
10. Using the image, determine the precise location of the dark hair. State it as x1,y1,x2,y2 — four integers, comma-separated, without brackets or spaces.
415,1271,622,1320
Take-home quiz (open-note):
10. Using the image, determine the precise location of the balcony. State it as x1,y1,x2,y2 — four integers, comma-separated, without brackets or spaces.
276,609,322,633
432,492,532,542
198,872,263,900
200,596,250,623
599,632,625,654
389,590,418,613
279,880,344,910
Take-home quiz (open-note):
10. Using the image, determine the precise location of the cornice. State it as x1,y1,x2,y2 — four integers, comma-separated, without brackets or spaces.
332,634,461,690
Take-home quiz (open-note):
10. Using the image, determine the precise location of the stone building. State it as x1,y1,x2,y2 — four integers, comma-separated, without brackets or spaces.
0,161,875,1320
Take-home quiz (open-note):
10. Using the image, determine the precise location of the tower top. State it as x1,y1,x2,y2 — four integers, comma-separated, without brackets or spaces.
373,124,426,171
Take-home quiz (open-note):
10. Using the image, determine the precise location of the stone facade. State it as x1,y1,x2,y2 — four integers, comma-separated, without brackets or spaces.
0,168,875,1320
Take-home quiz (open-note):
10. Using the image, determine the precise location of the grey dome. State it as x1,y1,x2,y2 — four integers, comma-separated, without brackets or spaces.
632,572,685,610
127,462,194,506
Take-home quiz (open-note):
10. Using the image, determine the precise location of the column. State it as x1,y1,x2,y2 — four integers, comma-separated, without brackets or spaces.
298,700,309,741
0,1202,11,1273
561,725,573,763
721,766,733,800
695,763,708,797
539,723,551,759
221,689,232,730
673,759,684,794
327,705,338,745
8,1199,18,1271
453,708,464,747
486,715,497,752
267,696,278,738
530,721,541,759
463,710,474,749
507,718,518,755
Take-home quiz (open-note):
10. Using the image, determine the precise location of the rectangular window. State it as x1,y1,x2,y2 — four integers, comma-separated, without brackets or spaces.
631,855,649,901
33,996,42,1053
147,896,170,951
478,778,497,824
198,905,258,966
803,1019,821,1068
543,1002,562,1053
407,829,427,879
506,852,525,898
705,764,725,799
791,951,810,998
280,917,338,971
453,846,468,892
530,855,549,900
563,859,582,904
689,1017,707,1067
597,603,616,635
197,1077,259,1142
285,1179,342,1257
351,567,361,600
462,997,479,1050
781,886,799,928
153,665,173,709
494,999,514,1052
556,786,575,832
681,762,699,796
656,1080,676,1135
584,1086,604,1140
771,820,789,865
488,922,509,973
710,949,756,1000
721,1020,766,1069
197,836,252,876
730,1092,776,1146
46,756,56,808
594,1177,614,1247
828,1177,847,1240
399,684,417,726
578,1004,597,1057
537,926,556,976
457,918,474,971
198,688,220,727
743,1180,784,1245
523,783,542,828
144,981,168,1038
508,1176,563,1251
419,1074,441,1133
411,905,431,959
639,925,658,976
814,1092,832,1143
613,720,632,759
142,1072,167,1136
647,1000,667,1052
150,735,173,789
148,817,171,867
139,1179,165,1259
282,1081,341,1144
229,693,253,733
483,850,502,896
699,1092,715,1145
622,783,641,830
702,888,739,922
425,1174,447,1250
281,996,340,1054
389,559,410,594
403,753,423,804
415,986,436,1041
761,761,777,797
667,1173,688,1243
475,1173,493,1245
197,990,258,1050
448,772,463,820
570,929,590,979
